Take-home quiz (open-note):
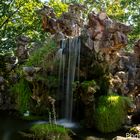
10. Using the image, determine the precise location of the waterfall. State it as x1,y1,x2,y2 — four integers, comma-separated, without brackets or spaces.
58,37,81,122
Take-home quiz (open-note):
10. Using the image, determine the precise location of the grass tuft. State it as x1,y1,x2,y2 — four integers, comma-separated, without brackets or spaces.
30,123,70,140
11,79,31,113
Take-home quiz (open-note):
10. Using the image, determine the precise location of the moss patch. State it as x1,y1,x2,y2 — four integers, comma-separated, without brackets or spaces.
94,95,131,133
30,123,70,140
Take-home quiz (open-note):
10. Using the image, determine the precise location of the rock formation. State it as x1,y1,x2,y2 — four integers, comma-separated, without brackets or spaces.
15,35,30,63
0,3,139,132
37,4,85,37
36,4,140,127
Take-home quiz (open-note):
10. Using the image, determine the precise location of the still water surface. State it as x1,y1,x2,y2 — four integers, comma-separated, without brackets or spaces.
0,111,31,140
0,111,126,140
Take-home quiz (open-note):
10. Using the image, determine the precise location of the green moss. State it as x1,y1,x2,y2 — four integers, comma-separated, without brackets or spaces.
94,95,131,133
30,123,70,140
11,79,31,113
81,80,97,92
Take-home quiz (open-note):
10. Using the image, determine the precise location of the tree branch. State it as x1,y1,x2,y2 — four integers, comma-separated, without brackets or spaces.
0,5,22,29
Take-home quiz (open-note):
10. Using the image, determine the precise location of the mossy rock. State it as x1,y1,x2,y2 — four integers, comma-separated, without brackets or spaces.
94,95,131,133
30,123,71,140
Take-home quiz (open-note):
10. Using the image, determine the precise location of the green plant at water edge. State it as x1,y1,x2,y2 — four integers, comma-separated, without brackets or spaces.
11,79,31,113
31,123,70,140
94,95,131,133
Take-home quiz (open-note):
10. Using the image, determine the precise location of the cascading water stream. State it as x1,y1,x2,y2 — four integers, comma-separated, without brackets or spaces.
58,37,81,125
65,37,81,121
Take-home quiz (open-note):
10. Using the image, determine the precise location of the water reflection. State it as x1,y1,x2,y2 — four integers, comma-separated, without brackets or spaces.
74,127,126,140
3,131,11,140
0,111,30,140
0,111,126,140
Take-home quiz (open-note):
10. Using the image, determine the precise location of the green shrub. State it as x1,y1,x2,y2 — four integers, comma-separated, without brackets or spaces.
81,80,98,93
48,0,68,17
94,95,131,133
11,79,31,113
26,39,57,68
11,40,58,115
30,123,70,140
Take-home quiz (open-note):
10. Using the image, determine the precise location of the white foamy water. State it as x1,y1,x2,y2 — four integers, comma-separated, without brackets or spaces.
56,119,79,128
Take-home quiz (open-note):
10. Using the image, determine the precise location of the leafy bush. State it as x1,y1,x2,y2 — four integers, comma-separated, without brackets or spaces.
48,0,68,17
81,80,98,93
94,95,131,133
31,123,70,140
11,79,31,113
11,39,58,115
26,39,57,68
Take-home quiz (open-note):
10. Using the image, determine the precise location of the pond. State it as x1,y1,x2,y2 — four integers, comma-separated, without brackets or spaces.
0,111,126,140
73,127,126,140
0,111,31,140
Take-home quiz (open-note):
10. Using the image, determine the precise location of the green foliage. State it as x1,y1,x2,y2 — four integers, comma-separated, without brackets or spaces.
94,95,131,133
0,0,43,53
26,39,57,68
30,123,69,140
47,75,59,89
81,80,98,93
0,0,139,53
11,79,31,113
61,0,83,3
48,0,68,17
11,39,58,115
